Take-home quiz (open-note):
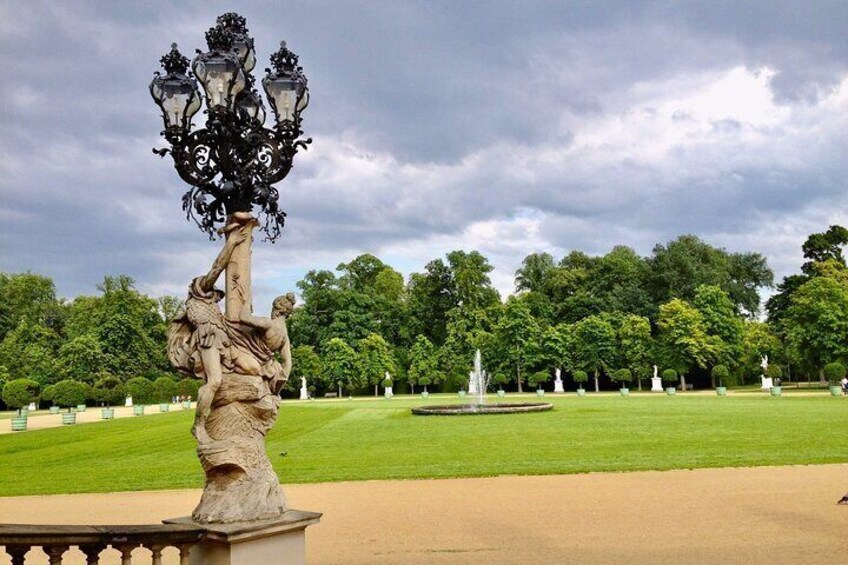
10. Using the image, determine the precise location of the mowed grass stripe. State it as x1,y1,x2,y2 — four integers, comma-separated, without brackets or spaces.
0,394,845,496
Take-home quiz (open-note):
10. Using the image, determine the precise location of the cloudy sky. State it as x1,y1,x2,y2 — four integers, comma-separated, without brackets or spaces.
1,0,846,313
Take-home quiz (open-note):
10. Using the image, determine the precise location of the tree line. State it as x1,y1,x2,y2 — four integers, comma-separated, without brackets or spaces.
2,227,846,406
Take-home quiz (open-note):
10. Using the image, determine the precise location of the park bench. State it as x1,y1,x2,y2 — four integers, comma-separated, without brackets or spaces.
323,392,338,398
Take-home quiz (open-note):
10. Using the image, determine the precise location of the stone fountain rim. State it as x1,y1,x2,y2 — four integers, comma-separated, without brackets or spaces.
410,402,553,416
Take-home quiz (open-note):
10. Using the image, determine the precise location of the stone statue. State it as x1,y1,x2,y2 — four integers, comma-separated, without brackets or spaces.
167,213,293,524
554,368,565,393
653,365,658,379
300,376,309,400
761,355,769,373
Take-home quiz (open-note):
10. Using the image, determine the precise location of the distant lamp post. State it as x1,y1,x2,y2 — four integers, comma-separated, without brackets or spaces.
150,12,311,241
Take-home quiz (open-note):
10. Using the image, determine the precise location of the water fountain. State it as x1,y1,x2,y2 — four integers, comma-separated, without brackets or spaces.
411,350,552,416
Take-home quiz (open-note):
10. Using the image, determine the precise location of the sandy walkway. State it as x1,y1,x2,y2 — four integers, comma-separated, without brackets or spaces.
1,464,846,564
1,404,195,434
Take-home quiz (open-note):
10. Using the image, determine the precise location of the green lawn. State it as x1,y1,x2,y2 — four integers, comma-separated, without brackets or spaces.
0,393,845,497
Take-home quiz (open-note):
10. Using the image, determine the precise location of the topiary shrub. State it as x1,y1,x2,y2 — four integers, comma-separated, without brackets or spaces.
711,365,730,388
613,368,633,388
51,380,86,412
177,378,200,400
2,379,41,415
661,369,678,383
417,376,431,393
823,362,846,384
528,370,550,391
94,375,127,408
491,373,508,391
765,364,782,381
41,384,55,406
382,377,393,388
572,370,589,390
126,377,154,405
152,376,178,404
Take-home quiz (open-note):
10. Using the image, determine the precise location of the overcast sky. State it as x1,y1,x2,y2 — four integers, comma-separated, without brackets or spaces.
1,0,846,313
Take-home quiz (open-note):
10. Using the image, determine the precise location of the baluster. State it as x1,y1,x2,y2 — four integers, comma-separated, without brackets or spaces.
178,544,191,565
5,546,29,565
80,544,104,565
150,545,164,565
46,545,69,565
117,545,135,565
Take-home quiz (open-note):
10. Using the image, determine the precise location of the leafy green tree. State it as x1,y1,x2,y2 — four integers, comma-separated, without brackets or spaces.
157,295,184,323
570,315,616,392
407,259,455,345
661,369,678,384
56,334,107,384
323,338,359,396
126,377,154,405
541,324,572,377
491,372,508,392
515,252,556,293
357,333,395,396
784,268,848,382
656,299,718,390
0,319,60,385
41,384,54,406
407,336,437,394
291,345,325,394
649,235,772,316
492,297,541,392
528,370,550,391
0,273,64,340
693,285,744,384
616,315,653,391
152,376,178,403
51,379,86,412
766,364,783,383
177,378,200,400
2,378,40,415
93,374,127,407
417,375,432,393
741,321,782,384
446,250,500,309
612,368,633,389
711,365,730,388
572,370,589,390
823,362,846,385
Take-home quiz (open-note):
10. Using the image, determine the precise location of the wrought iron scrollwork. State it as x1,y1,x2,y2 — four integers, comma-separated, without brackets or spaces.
151,13,310,241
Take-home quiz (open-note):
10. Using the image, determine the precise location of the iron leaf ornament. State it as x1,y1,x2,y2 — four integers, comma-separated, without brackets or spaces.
150,13,311,241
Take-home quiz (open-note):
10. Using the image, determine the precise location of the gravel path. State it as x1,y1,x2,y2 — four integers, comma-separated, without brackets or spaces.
1,464,846,564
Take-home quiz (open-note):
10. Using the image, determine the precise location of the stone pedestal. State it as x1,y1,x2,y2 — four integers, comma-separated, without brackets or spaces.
760,376,773,391
651,377,663,392
165,510,322,565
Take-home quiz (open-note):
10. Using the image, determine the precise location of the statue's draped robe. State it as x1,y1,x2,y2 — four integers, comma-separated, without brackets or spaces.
168,278,287,523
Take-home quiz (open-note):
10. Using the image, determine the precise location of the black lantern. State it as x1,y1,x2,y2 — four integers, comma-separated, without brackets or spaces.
149,44,201,132
263,42,309,128
192,26,246,112
151,13,311,242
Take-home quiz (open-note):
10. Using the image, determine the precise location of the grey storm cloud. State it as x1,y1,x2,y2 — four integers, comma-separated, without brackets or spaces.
1,0,847,311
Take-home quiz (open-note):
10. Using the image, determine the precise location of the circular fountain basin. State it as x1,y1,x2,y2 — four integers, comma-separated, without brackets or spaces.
411,403,553,416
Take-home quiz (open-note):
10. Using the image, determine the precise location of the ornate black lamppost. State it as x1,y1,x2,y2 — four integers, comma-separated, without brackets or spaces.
150,12,310,241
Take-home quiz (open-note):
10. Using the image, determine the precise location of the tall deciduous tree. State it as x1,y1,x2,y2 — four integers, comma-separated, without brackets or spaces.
693,285,744,385
616,315,653,391
492,297,540,392
407,336,438,394
291,345,324,394
357,333,395,396
570,315,617,392
784,267,848,381
656,298,718,389
323,338,359,396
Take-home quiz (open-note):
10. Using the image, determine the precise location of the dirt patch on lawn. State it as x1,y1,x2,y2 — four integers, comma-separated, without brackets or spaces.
1,464,846,564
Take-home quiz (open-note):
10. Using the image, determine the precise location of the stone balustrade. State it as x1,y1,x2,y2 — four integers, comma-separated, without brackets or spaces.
0,523,204,564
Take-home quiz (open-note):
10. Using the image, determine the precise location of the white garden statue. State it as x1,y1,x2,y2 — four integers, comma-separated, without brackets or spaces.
651,364,663,392
299,376,309,400
554,368,565,393
760,355,772,391
384,371,393,397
